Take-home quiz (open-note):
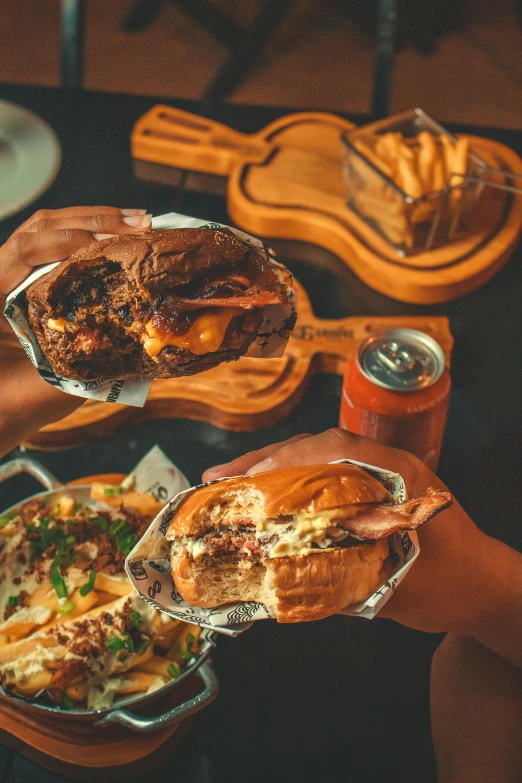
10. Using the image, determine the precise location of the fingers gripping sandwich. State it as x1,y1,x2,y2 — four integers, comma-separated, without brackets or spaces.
26,228,294,380
167,464,451,623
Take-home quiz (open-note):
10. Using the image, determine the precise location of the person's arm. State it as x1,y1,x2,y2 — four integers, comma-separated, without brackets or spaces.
203,428,522,670
431,634,522,783
0,206,151,459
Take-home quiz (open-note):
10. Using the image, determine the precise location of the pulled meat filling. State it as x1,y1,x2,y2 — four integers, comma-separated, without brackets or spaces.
48,253,283,354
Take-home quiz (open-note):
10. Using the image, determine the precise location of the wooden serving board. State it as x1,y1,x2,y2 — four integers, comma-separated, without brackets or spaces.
132,106,522,304
23,280,453,450
0,688,192,780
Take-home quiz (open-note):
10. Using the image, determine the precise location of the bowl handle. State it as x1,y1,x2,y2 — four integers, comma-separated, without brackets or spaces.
0,458,63,490
93,660,219,733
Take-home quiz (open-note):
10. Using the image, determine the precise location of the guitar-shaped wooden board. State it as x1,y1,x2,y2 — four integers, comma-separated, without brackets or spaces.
25,281,453,450
131,106,522,304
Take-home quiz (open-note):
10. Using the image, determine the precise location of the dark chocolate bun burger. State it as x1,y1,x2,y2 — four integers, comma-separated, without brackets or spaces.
167,463,452,623
26,228,293,380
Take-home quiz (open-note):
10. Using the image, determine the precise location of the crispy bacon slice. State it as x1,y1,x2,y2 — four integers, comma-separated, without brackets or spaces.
339,488,452,540
168,288,286,311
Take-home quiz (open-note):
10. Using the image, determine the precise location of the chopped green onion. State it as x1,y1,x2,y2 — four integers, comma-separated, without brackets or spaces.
167,662,180,679
134,634,150,653
94,516,109,533
107,632,134,654
130,611,143,628
106,636,124,653
109,520,137,556
65,535,76,548
57,601,76,615
62,694,74,710
109,519,126,535
79,570,96,597
107,629,149,655
0,511,18,528
121,534,137,556
104,486,123,497
37,515,54,531
175,633,196,661
50,556,67,599
7,595,18,607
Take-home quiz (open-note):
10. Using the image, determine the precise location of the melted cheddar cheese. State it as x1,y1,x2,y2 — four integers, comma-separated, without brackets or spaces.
47,318,67,333
142,308,242,358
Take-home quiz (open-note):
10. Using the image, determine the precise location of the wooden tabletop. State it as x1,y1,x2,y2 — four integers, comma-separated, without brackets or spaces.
0,83,520,783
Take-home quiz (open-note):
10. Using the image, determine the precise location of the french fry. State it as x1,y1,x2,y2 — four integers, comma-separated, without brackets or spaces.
353,138,393,178
116,671,163,694
27,584,56,608
115,492,164,517
13,670,53,696
154,620,185,651
55,495,75,519
90,482,118,504
69,589,99,616
417,131,439,193
396,154,424,199
0,634,8,646
29,592,58,612
118,646,153,673
1,607,52,638
94,573,132,597
90,484,163,516
0,635,59,665
95,590,119,607
134,655,176,679
167,624,201,663
442,135,468,189
66,682,88,701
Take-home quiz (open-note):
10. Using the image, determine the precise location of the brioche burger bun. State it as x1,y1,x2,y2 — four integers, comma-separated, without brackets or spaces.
166,463,451,623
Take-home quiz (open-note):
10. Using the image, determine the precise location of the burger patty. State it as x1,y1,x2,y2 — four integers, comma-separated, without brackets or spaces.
197,527,365,563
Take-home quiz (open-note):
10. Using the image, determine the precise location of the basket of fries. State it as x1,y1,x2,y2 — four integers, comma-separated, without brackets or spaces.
0,454,218,731
341,108,488,255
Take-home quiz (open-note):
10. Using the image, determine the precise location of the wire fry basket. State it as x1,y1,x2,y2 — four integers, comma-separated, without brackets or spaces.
341,109,522,256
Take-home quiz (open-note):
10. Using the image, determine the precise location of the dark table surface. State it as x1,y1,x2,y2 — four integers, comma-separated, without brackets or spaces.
0,83,520,783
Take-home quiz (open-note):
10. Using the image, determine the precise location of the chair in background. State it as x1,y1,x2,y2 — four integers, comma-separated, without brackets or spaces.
60,0,397,118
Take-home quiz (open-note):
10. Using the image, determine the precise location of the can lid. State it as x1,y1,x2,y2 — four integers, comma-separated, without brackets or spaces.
357,328,445,392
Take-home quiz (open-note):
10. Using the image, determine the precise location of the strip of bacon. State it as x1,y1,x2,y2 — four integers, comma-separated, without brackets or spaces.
169,288,286,311
339,488,452,540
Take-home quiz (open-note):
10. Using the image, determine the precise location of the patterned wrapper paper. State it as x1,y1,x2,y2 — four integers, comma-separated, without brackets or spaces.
125,459,419,637
102,446,214,653
2,212,297,408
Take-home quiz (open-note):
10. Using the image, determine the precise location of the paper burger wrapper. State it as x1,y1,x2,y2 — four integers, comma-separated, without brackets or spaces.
3,212,297,408
98,445,214,651
125,459,420,637
125,443,190,500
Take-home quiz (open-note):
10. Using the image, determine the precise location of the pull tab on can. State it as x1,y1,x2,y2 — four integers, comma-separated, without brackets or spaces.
358,328,445,392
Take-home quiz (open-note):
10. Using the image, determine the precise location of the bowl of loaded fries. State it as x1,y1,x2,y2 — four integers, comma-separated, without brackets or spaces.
0,458,217,732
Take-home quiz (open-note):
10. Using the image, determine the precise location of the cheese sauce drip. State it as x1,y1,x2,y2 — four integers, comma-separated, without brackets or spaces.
141,307,242,357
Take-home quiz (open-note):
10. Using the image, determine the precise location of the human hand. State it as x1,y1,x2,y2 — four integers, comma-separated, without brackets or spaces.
203,429,522,668
0,206,151,457
0,206,151,302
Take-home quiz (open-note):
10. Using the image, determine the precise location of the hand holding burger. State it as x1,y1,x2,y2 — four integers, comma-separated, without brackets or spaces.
169,460,450,623
0,206,151,458
203,429,522,671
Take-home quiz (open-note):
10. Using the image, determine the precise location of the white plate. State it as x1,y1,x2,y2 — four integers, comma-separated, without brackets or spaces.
0,100,61,220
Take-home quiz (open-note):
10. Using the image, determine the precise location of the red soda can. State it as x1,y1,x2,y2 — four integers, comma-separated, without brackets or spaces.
339,328,451,471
